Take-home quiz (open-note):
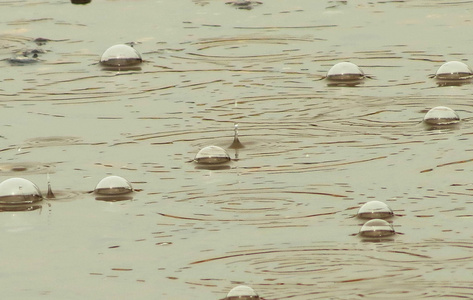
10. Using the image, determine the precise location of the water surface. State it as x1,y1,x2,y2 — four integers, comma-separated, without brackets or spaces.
1,1,473,299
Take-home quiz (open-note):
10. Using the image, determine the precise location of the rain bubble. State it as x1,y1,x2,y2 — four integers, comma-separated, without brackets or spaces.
94,176,133,195
326,62,365,82
357,201,393,219
194,146,231,165
0,178,43,205
423,106,460,126
100,44,142,68
359,219,395,237
226,285,260,300
434,61,473,80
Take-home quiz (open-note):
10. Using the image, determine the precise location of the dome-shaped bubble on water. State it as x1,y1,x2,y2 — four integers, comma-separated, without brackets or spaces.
194,146,231,165
423,106,460,126
94,176,133,195
0,178,43,205
435,61,473,80
359,219,395,237
100,44,142,67
357,201,393,219
225,285,260,300
326,62,365,81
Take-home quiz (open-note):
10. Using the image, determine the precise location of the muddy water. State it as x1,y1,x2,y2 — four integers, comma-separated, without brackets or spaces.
1,1,473,299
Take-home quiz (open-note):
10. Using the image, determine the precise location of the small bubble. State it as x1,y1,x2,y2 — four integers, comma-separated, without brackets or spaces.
326,62,365,82
100,44,142,68
435,61,473,80
357,201,393,219
0,178,43,205
226,285,260,300
94,176,133,195
359,219,395,237
423,106,460,126
194,146,231,165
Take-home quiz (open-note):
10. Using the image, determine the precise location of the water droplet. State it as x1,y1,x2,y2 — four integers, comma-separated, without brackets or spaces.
423,106,460,126
226,285,260,300
100,44,142,67
46,173,55,199
194,146,231,165
359,219,395,237
435,61,473,80
229,123,244,149
94,176,133,195
326,62,365,81
357,201,393,219
0,178,43,205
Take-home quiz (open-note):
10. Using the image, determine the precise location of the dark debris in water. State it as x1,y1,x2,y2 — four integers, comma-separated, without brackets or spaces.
225,0,262,10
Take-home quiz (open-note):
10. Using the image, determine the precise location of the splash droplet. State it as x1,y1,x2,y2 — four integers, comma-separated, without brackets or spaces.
226,285,260,300
357,201,393,219
94,176,133,195
326,62,365,81
435,61,473,80
0,178,43,205
194,146,231,165
100,44,142,67
359,219,395,237
229,123,244,149
423,106,460,126
46,173,55,199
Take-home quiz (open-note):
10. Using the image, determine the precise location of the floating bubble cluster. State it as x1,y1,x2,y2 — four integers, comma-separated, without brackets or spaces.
423,106,460,126
326,62,365,81
357,201,393,219
434,61,473,80
94,176,133,195
0,178,43,205
225,285,260,300
359,219,395,237
194,146,231,165
100,44,142,68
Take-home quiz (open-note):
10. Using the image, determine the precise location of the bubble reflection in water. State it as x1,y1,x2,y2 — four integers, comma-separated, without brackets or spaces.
225,285,260,300
357,200,393,219
434,61,473,80
0,177,43,205
326,62,365,84
359,219,395,237
423,106,460,128
194,145,231,169
100,44,142,68
94,175,133,196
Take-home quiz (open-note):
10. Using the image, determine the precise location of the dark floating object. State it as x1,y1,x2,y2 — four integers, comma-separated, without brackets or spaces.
0,178,43,205
423,106,460,127
100,44,142,68
225,285,260,300
326,62,365,81
434,61,473,80
71,0,92,4
194,146,231,165
357,201,393,219
225,0,262,10
359,219,395,237
94,176,133,195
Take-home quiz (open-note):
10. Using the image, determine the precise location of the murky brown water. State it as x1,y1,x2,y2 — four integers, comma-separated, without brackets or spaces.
1,1,473,299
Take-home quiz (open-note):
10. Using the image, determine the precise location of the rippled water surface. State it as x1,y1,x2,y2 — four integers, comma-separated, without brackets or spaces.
1,1,473,299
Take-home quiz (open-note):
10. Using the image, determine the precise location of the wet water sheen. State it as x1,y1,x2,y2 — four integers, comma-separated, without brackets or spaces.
1,1,473,299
